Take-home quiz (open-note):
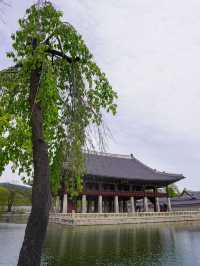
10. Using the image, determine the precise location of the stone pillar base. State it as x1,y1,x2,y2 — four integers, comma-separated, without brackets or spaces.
144,196,149,212
62,194,68,213
130,196,135,213
98,195,103,213
155,197,160,212
82,195,87,213
114,195,119,213
167,197,172,211
55,196,60,213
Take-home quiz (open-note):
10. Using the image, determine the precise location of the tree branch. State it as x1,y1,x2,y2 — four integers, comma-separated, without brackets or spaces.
1,48,80,75
46,48,80,64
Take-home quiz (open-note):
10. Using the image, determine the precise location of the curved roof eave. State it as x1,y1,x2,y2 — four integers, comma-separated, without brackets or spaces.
84,152,186,184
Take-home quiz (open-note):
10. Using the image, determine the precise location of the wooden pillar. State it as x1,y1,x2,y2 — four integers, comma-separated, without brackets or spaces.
130,196,135,213
114,195,119,213
62,193,68,213
82,194,87,213
98,195,103,213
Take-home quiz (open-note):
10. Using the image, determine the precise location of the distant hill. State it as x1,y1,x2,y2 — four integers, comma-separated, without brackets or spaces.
0,182,32,209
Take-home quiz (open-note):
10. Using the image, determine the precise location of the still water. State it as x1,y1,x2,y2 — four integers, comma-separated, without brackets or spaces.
1,222,200,266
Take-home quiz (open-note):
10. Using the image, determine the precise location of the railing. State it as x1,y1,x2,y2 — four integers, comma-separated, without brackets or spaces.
50,210,200,220
82,191,167,197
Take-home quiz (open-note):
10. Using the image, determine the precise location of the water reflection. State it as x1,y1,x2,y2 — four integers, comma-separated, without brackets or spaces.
0,223,25,266
1,221,200,266
42,222,200,266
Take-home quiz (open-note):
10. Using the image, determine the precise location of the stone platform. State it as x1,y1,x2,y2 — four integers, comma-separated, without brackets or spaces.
49,211,200,226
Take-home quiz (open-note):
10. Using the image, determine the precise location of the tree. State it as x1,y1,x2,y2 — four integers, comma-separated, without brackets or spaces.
0,2,117,266
0,187,9,211
0,184,32,211
0,186,14,212
167,184,180,198
7,189,16,212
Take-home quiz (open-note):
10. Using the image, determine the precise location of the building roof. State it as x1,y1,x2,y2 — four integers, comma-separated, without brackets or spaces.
180,190,200,200
159,190,200,208
83,152,185,186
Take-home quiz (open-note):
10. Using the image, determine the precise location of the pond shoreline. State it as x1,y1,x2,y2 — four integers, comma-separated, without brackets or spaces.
0,212,29,224
1,211,200,226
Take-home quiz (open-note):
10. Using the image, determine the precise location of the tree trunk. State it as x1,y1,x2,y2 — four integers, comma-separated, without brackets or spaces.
17,67,51,266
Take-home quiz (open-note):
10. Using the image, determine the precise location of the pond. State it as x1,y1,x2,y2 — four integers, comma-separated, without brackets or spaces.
1,222,200,265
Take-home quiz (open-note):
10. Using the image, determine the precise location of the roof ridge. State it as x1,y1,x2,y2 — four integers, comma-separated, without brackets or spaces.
86,150,131,159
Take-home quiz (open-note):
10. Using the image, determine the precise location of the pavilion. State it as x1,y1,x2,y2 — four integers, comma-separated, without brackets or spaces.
58,152,185,213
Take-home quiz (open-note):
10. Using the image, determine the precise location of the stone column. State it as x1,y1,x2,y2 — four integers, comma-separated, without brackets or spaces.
62,193,68,213
82,194,87,213
155,197,160,212
114,195,119,213
98,195,103,213
130,196,135,213
167,197,172,211
143,196,149,212
55,196,60,212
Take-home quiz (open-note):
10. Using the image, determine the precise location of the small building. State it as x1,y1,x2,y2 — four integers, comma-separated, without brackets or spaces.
58,152,185,213
169,190,200,211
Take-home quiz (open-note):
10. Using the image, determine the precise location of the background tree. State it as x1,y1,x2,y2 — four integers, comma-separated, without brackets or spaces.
0,187,9,211
7,189,15,212
167,184,180,197
0,183,32,212
0,2,117,266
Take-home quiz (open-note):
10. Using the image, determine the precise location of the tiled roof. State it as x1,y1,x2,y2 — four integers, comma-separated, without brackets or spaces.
83,152,185,185
159,190,200,207
170,190,200,201
181,190,200,200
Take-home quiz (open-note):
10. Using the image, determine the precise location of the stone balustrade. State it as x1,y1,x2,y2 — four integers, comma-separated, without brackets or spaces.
51,210,200,217
81,190,167,198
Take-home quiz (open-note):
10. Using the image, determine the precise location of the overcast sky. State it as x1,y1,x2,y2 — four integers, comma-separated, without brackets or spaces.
1,0,200,190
